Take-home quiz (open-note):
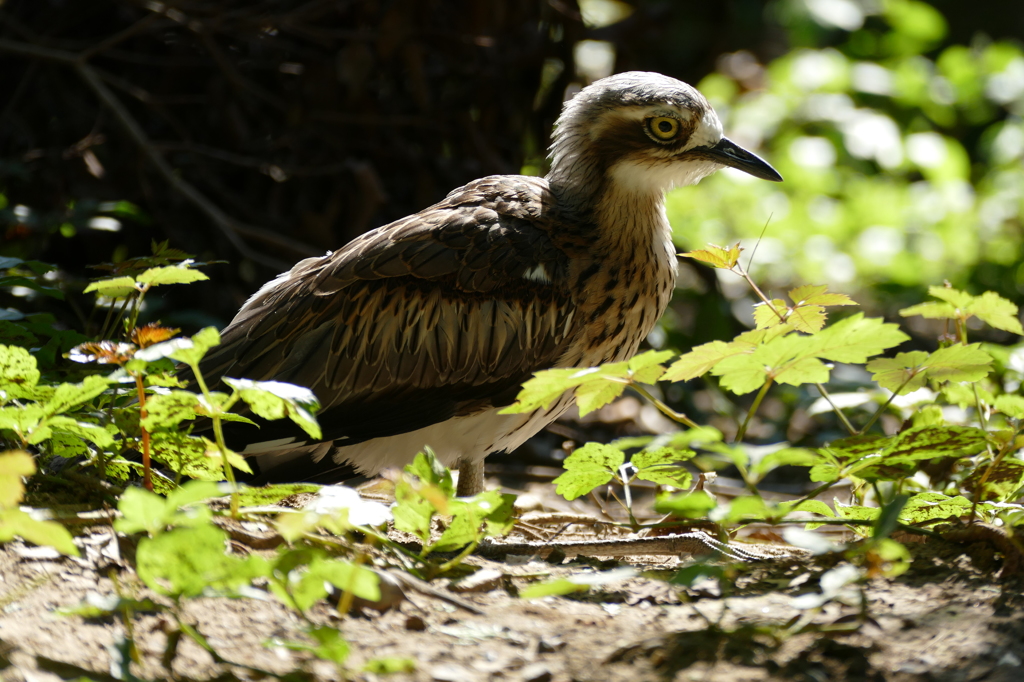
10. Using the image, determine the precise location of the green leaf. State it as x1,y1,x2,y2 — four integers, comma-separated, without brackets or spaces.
135,266,210,286
711,354,776,394
0,508,79,556
42,375,111,416
235,483,321,506
753,299,788,330
138,327,221,366
866,350,930,393
313,559,381,603
899,301,957,319
574,379,626,416
926,285,973,309
520,578,591,599
662,333,763,382
995,395,1024,419
774,499,835,518
0,450,35,508
630,444,696,485
787,305,827,334
654,490,717,518
628,349,674,382
715,494,769,523
799,314,910,364
920,344,993,383
713,314,908,395
552,443,623,500
634,465,693,489
278,626,350,667
867,345,990,394
141,390,200,431
136,525,268,598
0,345,40,394
969,291,1023,334
405,448,454,497
500,367,590,413
681,244,741,269
881,425,989,466
83,276,138,296
632,447,695,470
47,417,115,449
751,447,823,481
114,481,221,536
224,378,321,440
391,493,434,543
789,285,856,308
898,492,972,524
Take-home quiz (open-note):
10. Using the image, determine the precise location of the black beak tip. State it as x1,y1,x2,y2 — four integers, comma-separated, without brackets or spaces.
707,137,783,183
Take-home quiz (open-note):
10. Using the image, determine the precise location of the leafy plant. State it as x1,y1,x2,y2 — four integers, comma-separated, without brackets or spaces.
506,241,1024,564
391,449,516,575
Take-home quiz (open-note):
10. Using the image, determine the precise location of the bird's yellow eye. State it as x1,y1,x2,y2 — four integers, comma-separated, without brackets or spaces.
647,117,680,141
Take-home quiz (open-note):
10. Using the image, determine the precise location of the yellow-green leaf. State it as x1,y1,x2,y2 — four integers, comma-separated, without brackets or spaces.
680,243,741,269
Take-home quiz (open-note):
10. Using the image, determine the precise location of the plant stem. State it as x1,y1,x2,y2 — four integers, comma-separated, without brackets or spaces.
133,372,152,491
859,375,914,435
971,383,988,430
628,382,701,429
190,362,240,516
814,383,857,435
436,539,480,574
736,378,773,442
735,263,780,316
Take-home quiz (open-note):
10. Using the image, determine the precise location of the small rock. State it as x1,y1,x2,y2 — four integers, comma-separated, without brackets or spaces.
520,663,552,682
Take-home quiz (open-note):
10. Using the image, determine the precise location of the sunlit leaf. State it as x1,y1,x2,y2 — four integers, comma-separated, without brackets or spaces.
654,490,717,518
0,508,79,556
899,301,957,319
223,378,321,440
0,345,40,393
753,299,788,329
136,265,209,287
969,291,1023,335
680,243,741,269
552,443,623,500
0,450,35,508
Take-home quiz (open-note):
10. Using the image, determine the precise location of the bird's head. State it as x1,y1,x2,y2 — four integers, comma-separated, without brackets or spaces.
547,72,781,200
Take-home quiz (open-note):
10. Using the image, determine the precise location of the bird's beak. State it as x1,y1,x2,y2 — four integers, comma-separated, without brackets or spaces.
698,137,783,182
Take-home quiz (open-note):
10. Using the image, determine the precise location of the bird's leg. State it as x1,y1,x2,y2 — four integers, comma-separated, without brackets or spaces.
455,458,485,497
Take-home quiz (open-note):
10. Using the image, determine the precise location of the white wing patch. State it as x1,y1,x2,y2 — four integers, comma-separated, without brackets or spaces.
522,263,551,283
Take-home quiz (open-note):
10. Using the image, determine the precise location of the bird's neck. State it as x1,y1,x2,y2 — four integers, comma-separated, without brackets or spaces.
547,156,675,257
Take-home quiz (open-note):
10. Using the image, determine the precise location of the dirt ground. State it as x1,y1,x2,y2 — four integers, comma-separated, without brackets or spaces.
1,491,1022,682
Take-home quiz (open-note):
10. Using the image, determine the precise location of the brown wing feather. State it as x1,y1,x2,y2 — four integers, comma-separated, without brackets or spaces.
200,175,578,447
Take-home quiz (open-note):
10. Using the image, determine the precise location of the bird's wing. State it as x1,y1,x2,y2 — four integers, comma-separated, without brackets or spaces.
200,176,579,449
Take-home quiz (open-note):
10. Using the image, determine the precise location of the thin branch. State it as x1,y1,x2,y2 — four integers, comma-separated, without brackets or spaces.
736,378,772,442
628,381,700,429
0,37,319,269
814,383,858,436
859,374,915,434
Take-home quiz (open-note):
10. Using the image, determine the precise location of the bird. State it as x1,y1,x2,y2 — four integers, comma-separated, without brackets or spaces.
199,71,782,496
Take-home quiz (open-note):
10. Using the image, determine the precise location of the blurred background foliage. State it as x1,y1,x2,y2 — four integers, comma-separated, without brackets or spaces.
2,0,1023,459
